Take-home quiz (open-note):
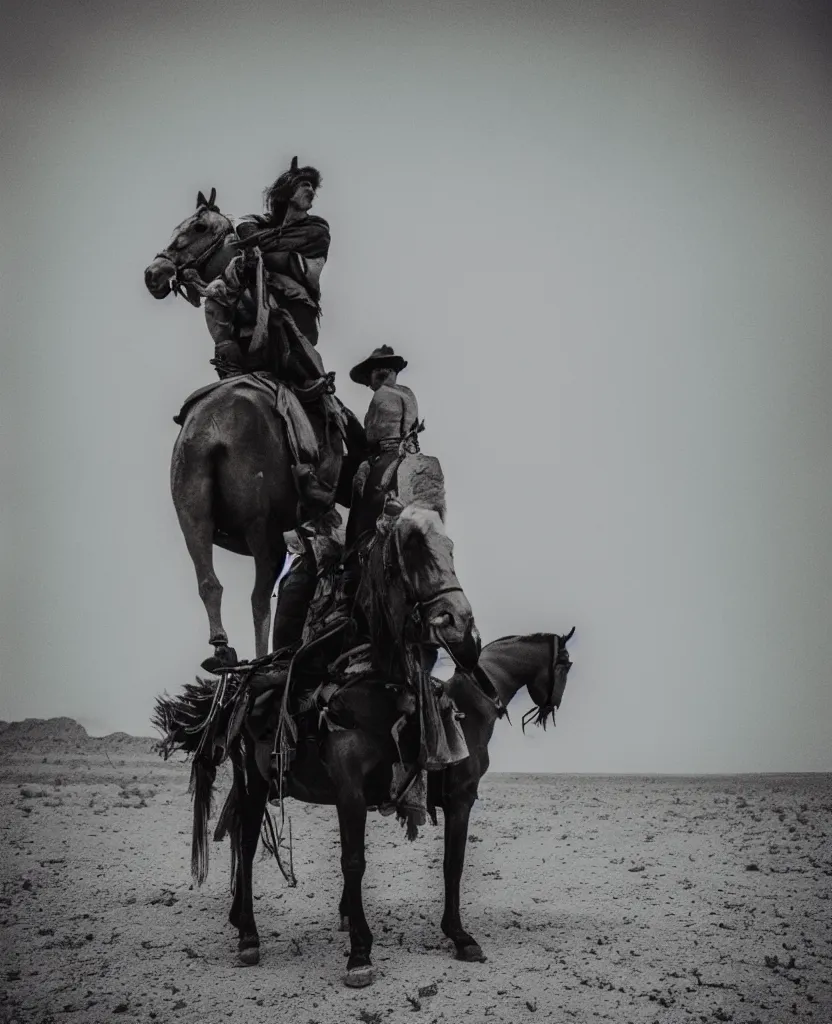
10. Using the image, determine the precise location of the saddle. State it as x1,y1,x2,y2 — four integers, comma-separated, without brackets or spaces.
173,372,353,536
173,373,320,460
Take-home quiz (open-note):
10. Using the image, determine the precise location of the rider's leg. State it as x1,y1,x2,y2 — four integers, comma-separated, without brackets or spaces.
205,298,245,377
271,552,318,653
283,299,319,347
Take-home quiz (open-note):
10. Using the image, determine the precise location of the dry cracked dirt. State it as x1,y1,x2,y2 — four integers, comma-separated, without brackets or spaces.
1,718,830,1024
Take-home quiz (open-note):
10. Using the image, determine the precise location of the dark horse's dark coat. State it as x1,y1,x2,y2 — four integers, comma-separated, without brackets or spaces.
154,630,574,986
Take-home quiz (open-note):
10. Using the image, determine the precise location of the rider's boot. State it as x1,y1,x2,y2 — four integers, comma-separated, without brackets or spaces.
205,297,245,379
210,339,246,380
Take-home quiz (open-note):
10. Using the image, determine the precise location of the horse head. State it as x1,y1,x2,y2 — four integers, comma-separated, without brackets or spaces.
364,499,481,672
521,627,575,731
144,188,235,304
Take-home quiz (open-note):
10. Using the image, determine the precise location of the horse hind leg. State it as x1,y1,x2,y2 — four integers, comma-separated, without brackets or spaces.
230,741,270,965
329,733,376,987
174,476,236,663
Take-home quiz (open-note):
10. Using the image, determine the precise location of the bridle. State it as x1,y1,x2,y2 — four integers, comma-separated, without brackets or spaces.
352,514,504,716
521,633,558,732
388,523,465,636
154,211,235,305
387,525,510,715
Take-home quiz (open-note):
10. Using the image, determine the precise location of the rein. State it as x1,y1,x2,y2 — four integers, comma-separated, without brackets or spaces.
460,657,508,720
155,216,235,305
388,524,507,717
390,523,462,631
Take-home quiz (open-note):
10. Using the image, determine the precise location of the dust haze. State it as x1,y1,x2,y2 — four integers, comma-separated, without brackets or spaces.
2,0,831,772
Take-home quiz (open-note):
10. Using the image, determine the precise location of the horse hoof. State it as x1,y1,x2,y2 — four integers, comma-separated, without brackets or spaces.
201,645,238,674
456,943,486,963
339,916,350,932
237,946,260,966
343,965,375,988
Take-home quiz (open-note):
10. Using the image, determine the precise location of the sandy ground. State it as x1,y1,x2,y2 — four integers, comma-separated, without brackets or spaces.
1,722,830,1024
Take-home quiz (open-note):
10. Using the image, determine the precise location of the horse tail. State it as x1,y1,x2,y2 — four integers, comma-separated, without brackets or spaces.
214,739,247,897
152,678,219,756
153,675,247,886
189,751,216,886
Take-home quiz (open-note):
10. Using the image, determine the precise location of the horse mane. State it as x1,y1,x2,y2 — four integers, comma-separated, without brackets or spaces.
486,631,554,649
360,506,446,672
360,533,408,676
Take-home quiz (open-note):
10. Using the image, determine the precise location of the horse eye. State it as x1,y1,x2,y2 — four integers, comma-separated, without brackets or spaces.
194,223,208,233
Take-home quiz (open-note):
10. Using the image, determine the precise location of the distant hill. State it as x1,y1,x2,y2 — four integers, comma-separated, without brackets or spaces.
0,717,157,753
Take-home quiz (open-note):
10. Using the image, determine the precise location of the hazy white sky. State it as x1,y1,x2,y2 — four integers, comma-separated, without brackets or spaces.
2,0,831,772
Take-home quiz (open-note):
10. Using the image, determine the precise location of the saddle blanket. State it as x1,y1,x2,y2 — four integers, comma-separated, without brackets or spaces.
173,372,320,463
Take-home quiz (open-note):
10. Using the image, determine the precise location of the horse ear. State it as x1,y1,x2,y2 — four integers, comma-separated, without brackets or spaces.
196,190,207,208
563,626,576,642
291,155,298,171
208,187,217,209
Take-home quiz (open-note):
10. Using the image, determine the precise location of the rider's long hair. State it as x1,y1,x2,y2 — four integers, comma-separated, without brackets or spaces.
263,159,322,225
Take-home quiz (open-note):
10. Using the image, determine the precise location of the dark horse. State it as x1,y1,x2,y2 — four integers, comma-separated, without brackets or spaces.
156,566,574,989
144,190,349,663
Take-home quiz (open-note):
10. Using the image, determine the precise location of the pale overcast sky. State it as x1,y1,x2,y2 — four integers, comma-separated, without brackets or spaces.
2,0,831,772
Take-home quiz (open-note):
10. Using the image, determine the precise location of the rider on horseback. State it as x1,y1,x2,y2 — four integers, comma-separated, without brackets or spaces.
197,158,363,521
272,345,419,649
203,157,330,383
342,345,420,598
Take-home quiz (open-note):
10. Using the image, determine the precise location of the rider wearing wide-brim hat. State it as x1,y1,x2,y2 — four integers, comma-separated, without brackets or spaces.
348,346,417,471
348,345,408,387
336,345,420,620
349,342,418,468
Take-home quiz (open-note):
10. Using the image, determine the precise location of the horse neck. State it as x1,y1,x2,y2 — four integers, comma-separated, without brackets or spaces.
362,553,409,675
201,233,238,283
479,639,544,708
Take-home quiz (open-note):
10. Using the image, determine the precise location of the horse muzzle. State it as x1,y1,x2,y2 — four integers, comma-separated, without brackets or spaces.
144,256,176,299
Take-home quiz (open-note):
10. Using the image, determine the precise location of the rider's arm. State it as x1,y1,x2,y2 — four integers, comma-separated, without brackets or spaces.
397,386,420,437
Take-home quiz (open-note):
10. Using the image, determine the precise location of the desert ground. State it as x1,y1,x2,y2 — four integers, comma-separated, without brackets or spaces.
1,719,830,1024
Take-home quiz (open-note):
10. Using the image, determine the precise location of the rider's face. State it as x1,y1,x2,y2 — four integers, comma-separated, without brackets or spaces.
370,368,397,391
290,180,315,210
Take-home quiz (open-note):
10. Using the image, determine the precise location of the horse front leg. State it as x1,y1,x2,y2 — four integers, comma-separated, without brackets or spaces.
228,745,269,965
329,734,376,987
338,882,349,932
337,795,373,986
441,791,487,963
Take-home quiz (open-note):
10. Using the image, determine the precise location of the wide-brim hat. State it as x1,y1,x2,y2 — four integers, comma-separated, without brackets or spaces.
349,345,408,386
